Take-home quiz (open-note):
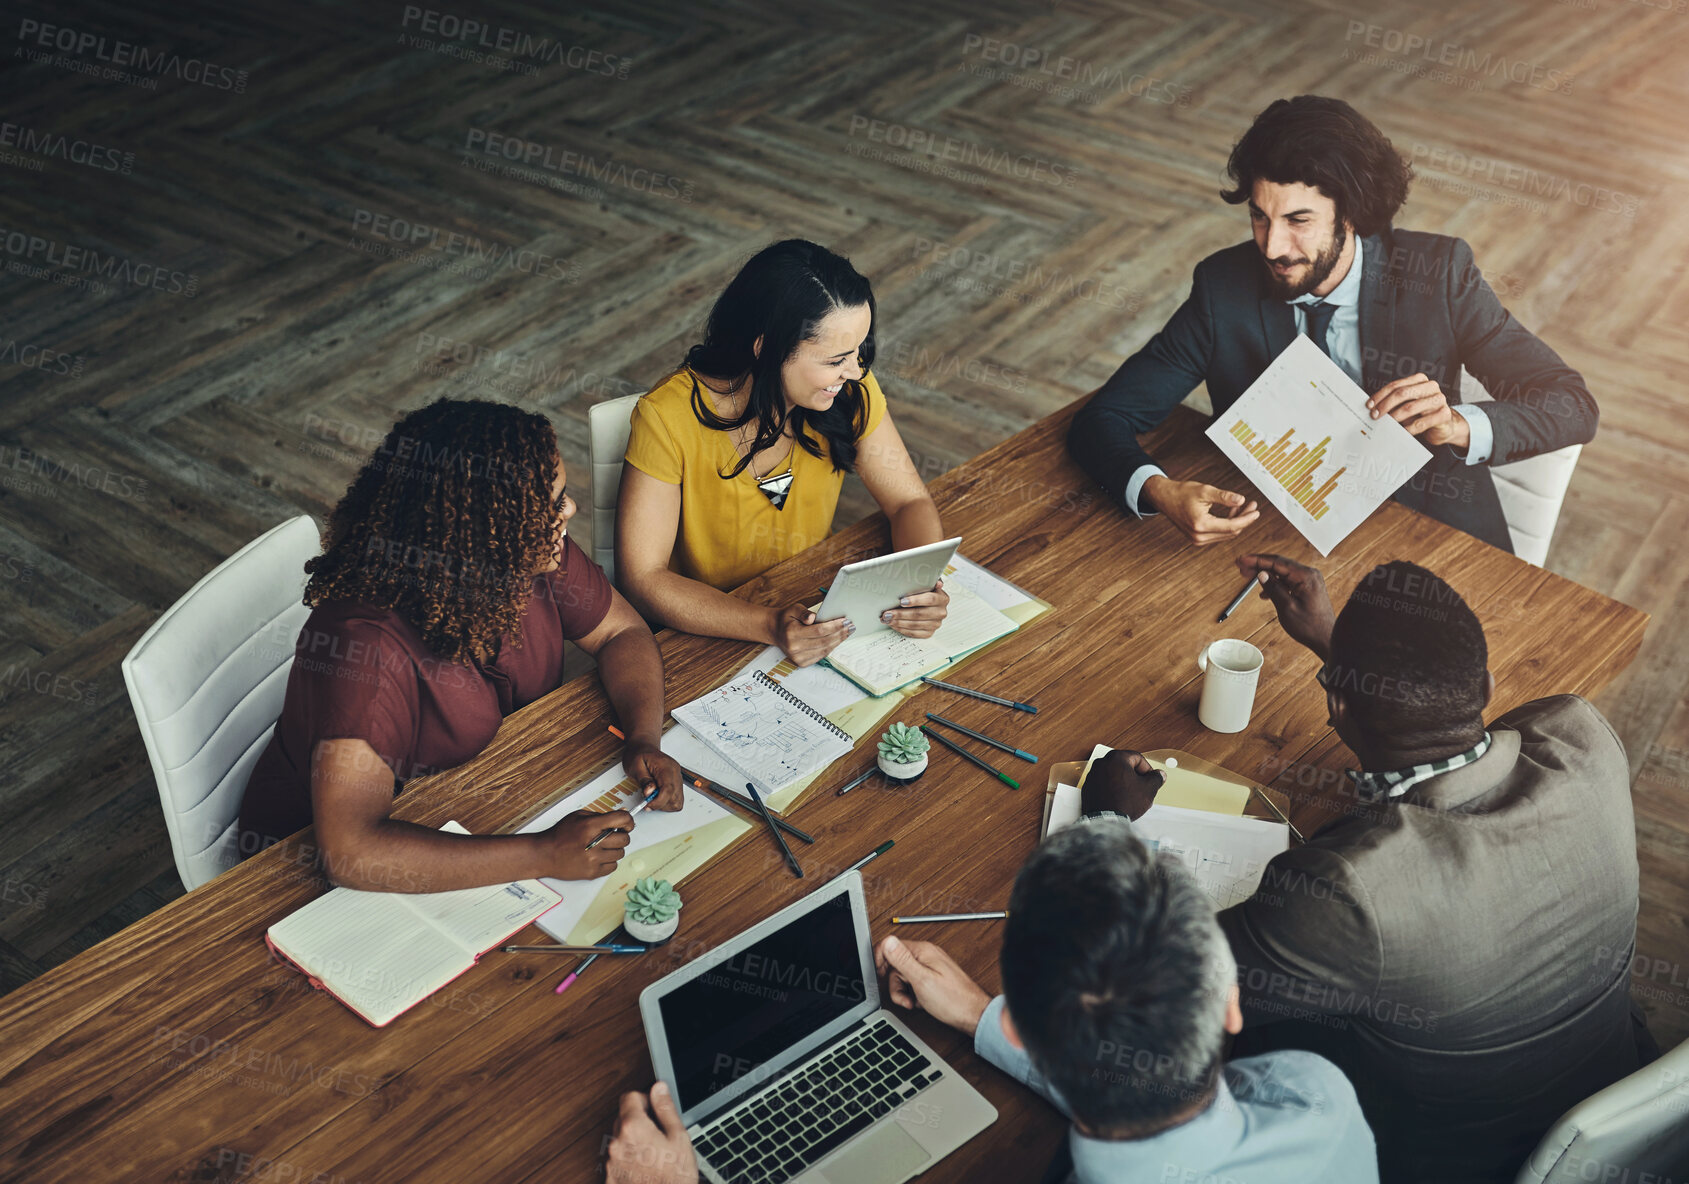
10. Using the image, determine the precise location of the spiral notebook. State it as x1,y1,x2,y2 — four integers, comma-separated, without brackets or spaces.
670,669,854,794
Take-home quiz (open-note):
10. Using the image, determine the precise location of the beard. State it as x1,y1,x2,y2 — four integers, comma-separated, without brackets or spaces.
1262,221,1348,300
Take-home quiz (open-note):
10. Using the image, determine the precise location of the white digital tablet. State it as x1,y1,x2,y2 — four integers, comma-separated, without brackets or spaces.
815,537,960,637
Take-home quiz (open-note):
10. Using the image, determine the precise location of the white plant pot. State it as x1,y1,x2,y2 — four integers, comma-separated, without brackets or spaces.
877,752,928,782
624,910,680,944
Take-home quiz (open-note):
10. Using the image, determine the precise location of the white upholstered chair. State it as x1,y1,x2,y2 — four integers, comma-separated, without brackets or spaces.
1515,1038,1689,1183
121,515,318,890
1461,371,1583,566
1489,442,1582,567
588,392,644,583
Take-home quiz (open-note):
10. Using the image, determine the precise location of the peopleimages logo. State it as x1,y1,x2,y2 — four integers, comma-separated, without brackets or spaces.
1408,143,1640,219
460,129,694,202
347,208,577,281
958,33,1193,106
398,6,631,78
0,225,199,295
15,19,248,91
1343,21,1575,94
0,121,133,173
845,116,1080,188
0,336,86,376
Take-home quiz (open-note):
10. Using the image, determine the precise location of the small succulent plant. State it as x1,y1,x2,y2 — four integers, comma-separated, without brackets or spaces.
625,877,681,925
878,722,929,764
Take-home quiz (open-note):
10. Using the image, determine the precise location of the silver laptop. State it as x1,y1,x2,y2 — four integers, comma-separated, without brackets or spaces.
639,873,997,1184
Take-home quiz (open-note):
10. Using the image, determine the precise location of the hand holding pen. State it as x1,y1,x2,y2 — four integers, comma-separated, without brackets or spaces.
586,785,659,849
545,808,635,880
617,735,686,810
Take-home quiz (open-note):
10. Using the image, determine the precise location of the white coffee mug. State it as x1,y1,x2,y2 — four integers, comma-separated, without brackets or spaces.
1196,639,1264,733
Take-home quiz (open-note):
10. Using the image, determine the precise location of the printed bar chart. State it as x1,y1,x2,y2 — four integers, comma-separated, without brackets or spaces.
1207,335,1430,555
1227,421,1346,520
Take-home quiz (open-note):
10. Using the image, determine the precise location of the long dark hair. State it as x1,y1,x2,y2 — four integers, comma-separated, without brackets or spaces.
304,398,559,665
682,239,875,477
1220,95,1413,237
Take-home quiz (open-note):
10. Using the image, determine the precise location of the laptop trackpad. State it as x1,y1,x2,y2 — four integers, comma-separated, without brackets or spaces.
816,1121,929,1183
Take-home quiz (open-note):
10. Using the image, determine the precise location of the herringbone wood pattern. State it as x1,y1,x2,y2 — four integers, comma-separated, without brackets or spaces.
3,0,1688,1052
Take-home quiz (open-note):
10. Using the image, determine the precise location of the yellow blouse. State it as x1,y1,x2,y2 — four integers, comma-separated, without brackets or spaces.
623,368,887,591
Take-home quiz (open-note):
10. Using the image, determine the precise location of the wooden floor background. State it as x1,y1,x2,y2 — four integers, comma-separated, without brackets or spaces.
2,0,1687,1053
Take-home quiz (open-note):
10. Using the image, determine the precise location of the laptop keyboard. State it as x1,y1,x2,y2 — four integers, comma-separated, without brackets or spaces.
692,1019,944,1184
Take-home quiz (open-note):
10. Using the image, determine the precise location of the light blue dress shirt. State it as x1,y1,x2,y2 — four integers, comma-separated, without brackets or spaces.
1124,237,1492,517
1289,235,1365,386
973,995,1379,1184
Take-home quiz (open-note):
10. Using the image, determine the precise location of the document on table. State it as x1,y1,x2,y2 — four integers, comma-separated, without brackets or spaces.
1043,782,1083,837
1207,334,1431,555
1043,782,1286,909
1130,805,1289,911
1078,745,1252,815
517,734,748,945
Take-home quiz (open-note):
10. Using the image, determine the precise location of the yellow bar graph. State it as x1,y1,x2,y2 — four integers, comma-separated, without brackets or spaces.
1228,419,1345,520
588,781,640,814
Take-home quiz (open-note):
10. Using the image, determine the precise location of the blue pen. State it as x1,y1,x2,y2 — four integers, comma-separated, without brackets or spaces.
925,713,1039,763
502,943,651,954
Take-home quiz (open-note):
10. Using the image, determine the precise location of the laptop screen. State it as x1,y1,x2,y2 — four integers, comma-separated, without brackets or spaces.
659,892,869,1112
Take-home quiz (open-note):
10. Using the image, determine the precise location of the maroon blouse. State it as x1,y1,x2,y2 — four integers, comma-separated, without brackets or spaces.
237,536,612,852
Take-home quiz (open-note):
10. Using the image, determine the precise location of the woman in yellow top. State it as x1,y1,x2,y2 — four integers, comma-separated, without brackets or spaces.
618,239,949,666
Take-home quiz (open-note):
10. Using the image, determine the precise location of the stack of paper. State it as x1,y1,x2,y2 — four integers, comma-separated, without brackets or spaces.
1131,805,1289,910
1043,747,1288,910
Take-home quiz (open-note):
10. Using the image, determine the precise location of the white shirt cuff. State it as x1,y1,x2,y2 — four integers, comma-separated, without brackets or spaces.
1458,403,1493,465
1124,464,1168,518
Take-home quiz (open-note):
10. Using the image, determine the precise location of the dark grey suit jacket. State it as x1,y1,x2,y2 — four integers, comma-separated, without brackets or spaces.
1067,230,1599,551
1218,695,1642,1184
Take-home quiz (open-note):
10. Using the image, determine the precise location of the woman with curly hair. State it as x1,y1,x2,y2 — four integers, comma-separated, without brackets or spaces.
238,398,682,892
617,239,949,668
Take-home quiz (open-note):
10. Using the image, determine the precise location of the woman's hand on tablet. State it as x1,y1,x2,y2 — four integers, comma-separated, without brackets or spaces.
883,579,948,639
771,604,852,667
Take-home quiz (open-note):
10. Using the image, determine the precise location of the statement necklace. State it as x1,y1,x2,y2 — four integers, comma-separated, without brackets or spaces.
754,462,794,509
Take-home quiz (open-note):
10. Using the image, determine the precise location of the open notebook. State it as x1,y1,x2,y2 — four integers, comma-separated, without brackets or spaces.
265,821,559,1027
822,579,1018,697
670,670,855,795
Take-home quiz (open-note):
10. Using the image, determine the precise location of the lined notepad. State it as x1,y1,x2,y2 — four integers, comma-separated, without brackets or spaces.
265,821,558,1027
670,670,854,794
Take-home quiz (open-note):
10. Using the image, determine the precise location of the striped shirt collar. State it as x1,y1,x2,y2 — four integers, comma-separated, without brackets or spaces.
1346,731,1493,802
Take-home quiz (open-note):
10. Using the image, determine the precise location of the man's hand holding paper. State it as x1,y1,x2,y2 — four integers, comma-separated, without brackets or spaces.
1367,371,1469,450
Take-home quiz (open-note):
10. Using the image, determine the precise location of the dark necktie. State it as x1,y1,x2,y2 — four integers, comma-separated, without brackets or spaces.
1303,300,1337,357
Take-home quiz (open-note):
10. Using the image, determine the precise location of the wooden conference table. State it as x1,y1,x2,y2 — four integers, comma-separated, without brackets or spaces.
0,404,1648,1183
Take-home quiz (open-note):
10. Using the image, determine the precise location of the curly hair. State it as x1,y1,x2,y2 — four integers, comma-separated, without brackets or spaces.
1220,95,1413,237
304,398,559,666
